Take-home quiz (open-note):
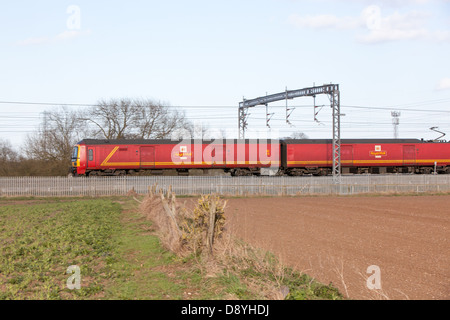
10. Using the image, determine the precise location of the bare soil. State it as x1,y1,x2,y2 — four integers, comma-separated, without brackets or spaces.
224,195,450,300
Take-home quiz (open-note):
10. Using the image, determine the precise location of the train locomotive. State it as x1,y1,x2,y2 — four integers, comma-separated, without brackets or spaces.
70,138,450,176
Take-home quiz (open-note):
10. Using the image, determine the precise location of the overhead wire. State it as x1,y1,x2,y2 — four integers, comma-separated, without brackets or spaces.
0,98,448,136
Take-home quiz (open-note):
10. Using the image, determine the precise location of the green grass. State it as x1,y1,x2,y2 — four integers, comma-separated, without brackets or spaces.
102,199,186,299
0,198,122,299
0,196,343,300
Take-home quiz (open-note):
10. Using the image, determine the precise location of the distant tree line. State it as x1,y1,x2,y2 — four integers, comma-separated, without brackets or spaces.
1,98,193,176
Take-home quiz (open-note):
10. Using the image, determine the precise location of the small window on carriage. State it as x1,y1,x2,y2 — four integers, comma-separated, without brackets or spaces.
88,149,94,161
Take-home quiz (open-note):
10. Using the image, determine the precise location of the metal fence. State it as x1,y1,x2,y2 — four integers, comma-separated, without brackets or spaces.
1,175,449,197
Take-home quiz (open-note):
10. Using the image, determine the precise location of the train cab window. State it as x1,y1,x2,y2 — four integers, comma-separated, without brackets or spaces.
72,146,78,161
88,149,94,161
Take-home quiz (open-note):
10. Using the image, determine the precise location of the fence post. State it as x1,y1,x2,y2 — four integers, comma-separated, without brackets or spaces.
207,199,216,255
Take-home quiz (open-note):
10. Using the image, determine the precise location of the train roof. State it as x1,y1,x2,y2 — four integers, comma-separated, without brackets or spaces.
281,139,424,144
77,138,281,145
78,139,178,145
77,138,446,146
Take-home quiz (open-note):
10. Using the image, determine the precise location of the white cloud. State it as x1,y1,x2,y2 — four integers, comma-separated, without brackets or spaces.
357,9,432,43
288,5,450,44
15,30,91,46
357,11,447,43
436,78,450,91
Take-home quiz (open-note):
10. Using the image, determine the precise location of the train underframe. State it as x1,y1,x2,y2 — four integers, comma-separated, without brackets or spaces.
78,167,276,177
72,164,450,177
285,165,450,176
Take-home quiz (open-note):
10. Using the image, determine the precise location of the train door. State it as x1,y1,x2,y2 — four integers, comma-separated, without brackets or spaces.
341,145,354,166
87,147,96,168
140,146,155,168
225,143,233,168
211,144,226,168
403,145,416,165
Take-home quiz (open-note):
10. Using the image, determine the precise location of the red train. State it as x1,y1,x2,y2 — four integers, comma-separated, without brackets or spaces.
70,138,450,176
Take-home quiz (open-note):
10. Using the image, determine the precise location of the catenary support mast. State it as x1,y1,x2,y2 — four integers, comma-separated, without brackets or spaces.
238,84,341,182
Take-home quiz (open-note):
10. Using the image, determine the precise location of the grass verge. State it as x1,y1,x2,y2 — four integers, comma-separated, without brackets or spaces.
0,196,342,300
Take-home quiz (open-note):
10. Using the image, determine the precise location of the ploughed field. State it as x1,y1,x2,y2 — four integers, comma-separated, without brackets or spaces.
225,195,450,300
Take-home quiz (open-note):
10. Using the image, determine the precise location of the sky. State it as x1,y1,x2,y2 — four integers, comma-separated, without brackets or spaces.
1,0,450,148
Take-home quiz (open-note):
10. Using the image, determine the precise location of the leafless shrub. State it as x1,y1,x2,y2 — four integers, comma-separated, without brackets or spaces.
139,188,183,253
179,195,227,256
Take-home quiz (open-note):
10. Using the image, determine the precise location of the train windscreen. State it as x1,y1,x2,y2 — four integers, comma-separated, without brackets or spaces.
72,146,78,161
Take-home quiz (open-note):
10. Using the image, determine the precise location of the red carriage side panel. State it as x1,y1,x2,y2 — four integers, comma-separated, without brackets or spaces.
93,144,140,170
140,146,155,168
351,142,409,167
416,142,450,167
349,142,449,167
165,141,214,168
169,139,279,169
284,140,331,168
283,139,450,173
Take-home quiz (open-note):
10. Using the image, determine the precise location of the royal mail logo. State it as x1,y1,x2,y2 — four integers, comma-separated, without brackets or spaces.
176,152,192,157
176,146,191,160
370,145,387,158
370,151,387,156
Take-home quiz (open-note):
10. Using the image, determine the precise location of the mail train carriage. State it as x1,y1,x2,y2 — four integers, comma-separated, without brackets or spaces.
70,139,450,176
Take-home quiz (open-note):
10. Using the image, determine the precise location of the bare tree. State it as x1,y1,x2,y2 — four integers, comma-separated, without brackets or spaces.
23,107,84,173
289,131,309,139
0,139,20,175
0,139,18,162
83,98,137,139
15,98,192,175
171,121,211,140
83,98,191,140
133,99,191,139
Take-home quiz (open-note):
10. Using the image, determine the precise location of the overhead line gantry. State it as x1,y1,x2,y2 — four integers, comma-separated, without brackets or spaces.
238,84,341,182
